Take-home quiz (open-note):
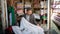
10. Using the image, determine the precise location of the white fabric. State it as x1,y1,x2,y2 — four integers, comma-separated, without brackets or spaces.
12,26,22,34
33,14,40,19
26,15,30,21
9,13,12,25
12,17,44,34
51,13,60,26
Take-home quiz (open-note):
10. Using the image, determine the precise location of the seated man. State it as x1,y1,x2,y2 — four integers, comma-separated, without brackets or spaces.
23,8,37,25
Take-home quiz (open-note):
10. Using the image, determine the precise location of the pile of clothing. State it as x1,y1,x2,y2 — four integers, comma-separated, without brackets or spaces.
51,13,60,26
5,17,44,34
51,13,60,34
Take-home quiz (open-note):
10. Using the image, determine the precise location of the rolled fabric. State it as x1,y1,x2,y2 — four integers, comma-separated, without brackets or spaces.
51,13,60,26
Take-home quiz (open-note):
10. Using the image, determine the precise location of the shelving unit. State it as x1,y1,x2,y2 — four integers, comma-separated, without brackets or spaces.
5,0,48,27
51,0,60,13
4,0,49,34
11,0,48,25
14,0,48,14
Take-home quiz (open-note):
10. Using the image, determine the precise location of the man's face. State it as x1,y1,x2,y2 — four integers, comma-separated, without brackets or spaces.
17,9,24,16
27,10,32,15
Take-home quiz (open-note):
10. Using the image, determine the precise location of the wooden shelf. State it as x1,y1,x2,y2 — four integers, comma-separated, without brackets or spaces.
33,7,40,9
41,0,47,1
14,0,48,14
40,8,47,9
33,7,47,9
52,8,60,9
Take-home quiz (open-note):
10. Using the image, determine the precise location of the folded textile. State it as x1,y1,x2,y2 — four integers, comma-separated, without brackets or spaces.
12,17,44,34
12,26,22,34
51,13,60,26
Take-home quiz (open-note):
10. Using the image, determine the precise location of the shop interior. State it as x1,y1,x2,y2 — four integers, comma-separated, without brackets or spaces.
0,0,60,34
7,0,48,33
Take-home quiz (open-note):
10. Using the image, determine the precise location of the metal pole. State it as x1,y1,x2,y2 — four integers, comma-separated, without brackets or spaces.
5,0,8,28
47,0,50,34
47,0,49,30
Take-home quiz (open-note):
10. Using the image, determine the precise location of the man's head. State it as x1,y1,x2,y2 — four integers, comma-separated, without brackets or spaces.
26,8,32,15
16,8,24,16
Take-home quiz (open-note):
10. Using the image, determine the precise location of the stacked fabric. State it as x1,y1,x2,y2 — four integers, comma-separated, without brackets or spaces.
12,17,44,34
51,13,60,26
51,13,60,34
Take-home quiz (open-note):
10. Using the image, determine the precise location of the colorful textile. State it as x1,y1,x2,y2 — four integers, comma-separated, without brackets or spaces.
8,6,16,25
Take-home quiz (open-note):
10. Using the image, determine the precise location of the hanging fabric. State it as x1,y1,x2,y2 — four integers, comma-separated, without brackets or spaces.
8,6,16,25
9,13,12,25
